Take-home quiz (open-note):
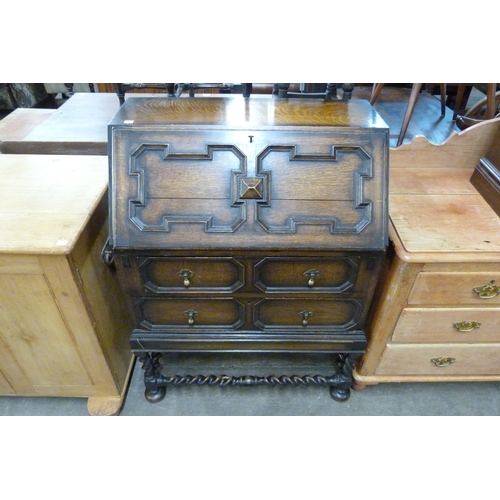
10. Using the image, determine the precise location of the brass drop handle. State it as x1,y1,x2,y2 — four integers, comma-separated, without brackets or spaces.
473,280,500,299
431,357,455,367
299,310,313,326
184,309,197,325
178,269,194,288
453,321,481,332
303,269,321,287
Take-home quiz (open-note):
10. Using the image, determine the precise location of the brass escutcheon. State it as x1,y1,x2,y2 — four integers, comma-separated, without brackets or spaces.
299,310,313,326
453,321,481,332
303,269,321,287
184,309,197,325
178,269,194,287
473,280,500,299
431,357,455,367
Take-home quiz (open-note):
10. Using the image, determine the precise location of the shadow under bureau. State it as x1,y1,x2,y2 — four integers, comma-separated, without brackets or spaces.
107,96,389,402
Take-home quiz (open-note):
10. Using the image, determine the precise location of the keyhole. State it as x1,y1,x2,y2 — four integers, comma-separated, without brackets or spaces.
248,135,254,143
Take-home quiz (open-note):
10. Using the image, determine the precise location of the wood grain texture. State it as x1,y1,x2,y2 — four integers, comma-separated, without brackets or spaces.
112,96,388,401
375,344,500,376
389,116,500,170
109,96,389,129
0,93,120,155
356,255,424,375
0,155,134,414
0,108,55,141
110,98,389,252
392,307,500,343
0,155,108,254
409,272,500,305
390,194,500,262
353,119,500,386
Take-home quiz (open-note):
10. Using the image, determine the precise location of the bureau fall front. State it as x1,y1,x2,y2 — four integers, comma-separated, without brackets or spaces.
107,96,389,402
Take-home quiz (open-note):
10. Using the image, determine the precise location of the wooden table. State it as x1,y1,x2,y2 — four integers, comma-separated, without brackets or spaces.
0,93,121,155
353,117,500,388
0,108,56,143
0,154,134,415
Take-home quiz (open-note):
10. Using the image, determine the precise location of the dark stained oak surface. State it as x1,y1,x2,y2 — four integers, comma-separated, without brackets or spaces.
109,96,390,401
109,97,389,130
109,97,389,252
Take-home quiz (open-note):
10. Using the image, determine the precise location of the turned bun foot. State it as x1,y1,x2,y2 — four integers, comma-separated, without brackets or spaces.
329,386,351,402
351,380,367,391
145,386,166,403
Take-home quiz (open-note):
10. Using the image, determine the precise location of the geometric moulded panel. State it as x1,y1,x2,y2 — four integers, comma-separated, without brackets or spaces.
128,143,247,233
255,145,373,234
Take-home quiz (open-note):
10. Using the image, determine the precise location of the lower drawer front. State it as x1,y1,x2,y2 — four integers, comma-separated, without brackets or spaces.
392,307,500,343
375,344,500,376
254,298,362,331
135,298,244,330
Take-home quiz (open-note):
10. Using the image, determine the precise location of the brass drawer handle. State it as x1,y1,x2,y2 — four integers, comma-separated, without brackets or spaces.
178,269,194,288
299,310,313,326
184,309,197,325
473,280,500,299
453,321,481,332
303,269,321,287
430,357,455,367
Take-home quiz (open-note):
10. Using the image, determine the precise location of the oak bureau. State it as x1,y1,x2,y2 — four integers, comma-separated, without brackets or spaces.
107,96,389,402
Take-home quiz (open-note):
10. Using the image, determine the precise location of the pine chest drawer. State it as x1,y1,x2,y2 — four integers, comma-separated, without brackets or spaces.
375,344,500,377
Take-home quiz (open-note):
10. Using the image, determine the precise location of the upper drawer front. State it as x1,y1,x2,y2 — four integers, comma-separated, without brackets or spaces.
135,297,244,330
137,257,244,294
110,128,388,251
253,298,363,331
254,256,361,293
375,344,500,376
393,307,500,343
409,272,500,305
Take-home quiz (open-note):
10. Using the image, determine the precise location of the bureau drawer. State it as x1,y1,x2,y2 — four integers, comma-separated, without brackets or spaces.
134,298,244,330
253,298,363,331
375,344,500,376
254,257,360,293
408,272,500,305
393,307,500,343
134,257,244,294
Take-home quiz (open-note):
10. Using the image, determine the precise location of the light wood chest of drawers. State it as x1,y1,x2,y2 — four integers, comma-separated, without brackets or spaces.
0,155,134,415
108,96,389,402
353,117,500,387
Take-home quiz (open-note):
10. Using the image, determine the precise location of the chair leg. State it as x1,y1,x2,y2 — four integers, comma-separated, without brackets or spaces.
486,83,497,119
370,83,385,105
453,84,467,120
440,83,446,116
397,83,422,147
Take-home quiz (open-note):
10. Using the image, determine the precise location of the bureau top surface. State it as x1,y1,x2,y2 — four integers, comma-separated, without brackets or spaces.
108,96,388,131
0,154,108,255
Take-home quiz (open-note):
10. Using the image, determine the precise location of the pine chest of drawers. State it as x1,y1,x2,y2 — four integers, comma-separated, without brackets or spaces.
353,118,500,388
108,96,389,402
